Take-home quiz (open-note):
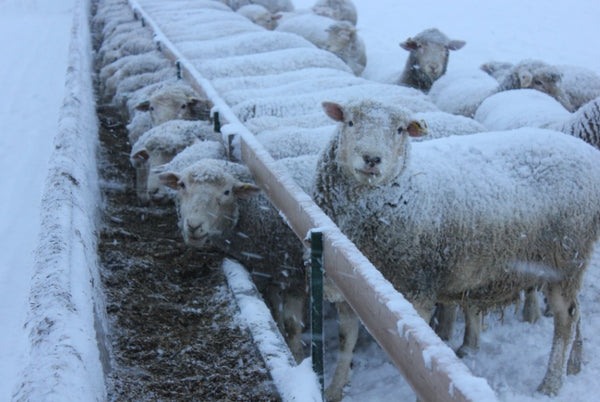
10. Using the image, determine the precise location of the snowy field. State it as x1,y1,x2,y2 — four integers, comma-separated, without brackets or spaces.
1,0,600,400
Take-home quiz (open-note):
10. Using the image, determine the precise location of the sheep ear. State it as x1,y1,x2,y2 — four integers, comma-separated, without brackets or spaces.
233,182,262,199
159,172,181,190
399,38,418,51
447,40,466,51
273,13,282,20
135,100,151,112
519,71,533,88
322,101,344,122
407,120,428,137
131,149,150,162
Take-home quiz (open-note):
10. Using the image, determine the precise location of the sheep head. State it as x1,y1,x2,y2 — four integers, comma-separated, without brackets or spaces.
135,89,212,125
325,20,356,52
514,61,575,111
159,159,261,248
400,28,465,87
322,99,427,186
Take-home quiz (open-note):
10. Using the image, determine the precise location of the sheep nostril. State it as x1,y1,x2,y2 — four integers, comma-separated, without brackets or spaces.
363,155,381,168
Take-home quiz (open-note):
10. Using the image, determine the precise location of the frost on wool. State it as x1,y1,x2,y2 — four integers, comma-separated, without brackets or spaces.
311,0,358,25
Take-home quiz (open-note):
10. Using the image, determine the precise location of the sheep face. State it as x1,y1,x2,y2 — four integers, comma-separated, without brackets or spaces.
519,67,574,111
325,21,355,52
131,147,180,203
322,100,427,185
136,90,212,126
400,28,465,88
159,160,261,248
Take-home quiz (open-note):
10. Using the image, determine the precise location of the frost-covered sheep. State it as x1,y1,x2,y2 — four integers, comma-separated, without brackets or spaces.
158,155,318,361
236,4,281,30
481,61,600,112
129,120,220,203
134,85,212,126
149,140,227,201
428,69,499,117
495,60,575,112
475,90,600,149
311,0,357,25
557,64,600,110
275,13,366,75
126,84,213,144
221,0,294,13
124,81,208,143
100,52,171,102
313,99,600,400
113,66,179,105
396,28,466,92
98,30,157,68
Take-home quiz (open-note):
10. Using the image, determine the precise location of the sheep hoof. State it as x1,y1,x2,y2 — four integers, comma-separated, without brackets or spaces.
537,378,561,396
324,386,343,402
456,345,478,358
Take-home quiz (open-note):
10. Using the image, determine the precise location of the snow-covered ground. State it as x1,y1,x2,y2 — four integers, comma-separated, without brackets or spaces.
0,0,75,400
1,0,600,400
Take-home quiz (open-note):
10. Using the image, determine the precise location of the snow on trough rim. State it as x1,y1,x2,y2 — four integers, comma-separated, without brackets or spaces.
13,0,108,400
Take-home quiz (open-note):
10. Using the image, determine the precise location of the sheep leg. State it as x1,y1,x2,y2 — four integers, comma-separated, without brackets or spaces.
430,303,457,341
567,316,582,375
522,287,541,323
456,303,481,358
537,284,580,396
283,294,306,363
135,164,150,204
325,301,359,402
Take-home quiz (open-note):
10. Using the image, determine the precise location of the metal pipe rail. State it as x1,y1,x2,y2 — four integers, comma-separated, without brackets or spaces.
127,1,497,400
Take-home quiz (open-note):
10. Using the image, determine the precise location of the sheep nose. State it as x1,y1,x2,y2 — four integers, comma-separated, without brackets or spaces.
363,154,381,168
187,221,203,235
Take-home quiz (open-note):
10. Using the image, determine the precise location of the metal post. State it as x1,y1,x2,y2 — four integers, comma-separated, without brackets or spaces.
176,60,182,79
213,111,221,133
310,230,324,393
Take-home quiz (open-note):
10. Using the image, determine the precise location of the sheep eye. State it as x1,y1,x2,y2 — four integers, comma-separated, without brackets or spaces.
223,189,231,196
533,79,543,86
178,181,186,189
181,104,187,109
397,127,404,134
149,106,154,111
348,120,354,127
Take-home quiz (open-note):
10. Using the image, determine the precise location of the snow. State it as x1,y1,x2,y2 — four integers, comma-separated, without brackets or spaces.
2,0,600,400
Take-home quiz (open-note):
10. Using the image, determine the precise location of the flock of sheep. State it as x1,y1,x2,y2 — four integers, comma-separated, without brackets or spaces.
93,0,600,400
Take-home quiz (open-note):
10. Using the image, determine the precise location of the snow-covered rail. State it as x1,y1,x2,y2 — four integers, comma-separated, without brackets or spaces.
126,1,497,400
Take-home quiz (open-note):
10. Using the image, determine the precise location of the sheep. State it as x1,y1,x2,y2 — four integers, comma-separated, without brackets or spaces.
495,60,575,112
474,89,600,149
427,69,499,118
158,155,319,362
556,64,600,110
236,4,281,30
123,80,210,144
396,28,466,92
312,98,600,400
221,0,294,13
129,120,221,203
133,85,212,127
275,13,366,76
430,60,574,117
481,60,600,111
311,0,358,25
149,140,227,201
113,66,180,105
100,52,172,102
